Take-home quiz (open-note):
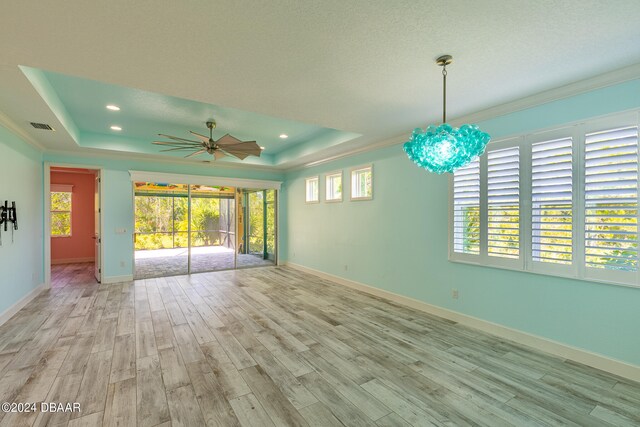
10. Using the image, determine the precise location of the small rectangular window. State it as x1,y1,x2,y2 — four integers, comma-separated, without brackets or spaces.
487,147,520,259
51,191,72,237
584,126,638,272
351,166,372,200
305,177,319,203
325,172,342,202
453,159,480,254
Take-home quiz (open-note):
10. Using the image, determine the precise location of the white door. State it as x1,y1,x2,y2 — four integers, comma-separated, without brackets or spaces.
94,173,101,282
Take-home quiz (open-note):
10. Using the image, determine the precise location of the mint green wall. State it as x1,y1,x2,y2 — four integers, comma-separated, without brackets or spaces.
0,126,43,315
282,79,640,366
43,152,285,280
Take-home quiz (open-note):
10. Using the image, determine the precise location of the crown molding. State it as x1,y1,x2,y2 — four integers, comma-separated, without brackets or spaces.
0,110,46,151
292,63,640,171
11,62,640,174
43,147,285,173
456,62,640,126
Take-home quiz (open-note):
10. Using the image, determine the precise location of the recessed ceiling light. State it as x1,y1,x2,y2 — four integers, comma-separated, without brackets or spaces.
106,105,120,111
279,134,288,139
110,125,122,131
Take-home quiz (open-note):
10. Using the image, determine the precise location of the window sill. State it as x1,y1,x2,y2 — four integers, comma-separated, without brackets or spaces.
448,256,640,290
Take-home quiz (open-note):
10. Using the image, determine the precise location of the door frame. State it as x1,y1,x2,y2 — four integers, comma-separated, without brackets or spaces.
44,162,104,289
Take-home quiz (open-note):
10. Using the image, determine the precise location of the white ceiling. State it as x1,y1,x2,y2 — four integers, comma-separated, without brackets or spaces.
1,0,640,169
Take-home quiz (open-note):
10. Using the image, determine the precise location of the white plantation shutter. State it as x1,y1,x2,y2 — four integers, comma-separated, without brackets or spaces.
453,159,480,254
449,114,640,287
532,137,573,264
488,147,520,259
584,126,639,272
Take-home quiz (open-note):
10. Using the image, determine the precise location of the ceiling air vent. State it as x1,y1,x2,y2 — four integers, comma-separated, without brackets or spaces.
30,122,54,131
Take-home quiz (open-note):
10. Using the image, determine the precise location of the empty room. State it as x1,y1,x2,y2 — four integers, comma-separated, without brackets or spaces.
0,1,639,426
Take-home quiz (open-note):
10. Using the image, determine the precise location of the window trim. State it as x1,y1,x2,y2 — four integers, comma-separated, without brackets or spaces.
50,189,73,238
305,176,320,204
449,110,640,289
350,164,373,201
325,170,343,202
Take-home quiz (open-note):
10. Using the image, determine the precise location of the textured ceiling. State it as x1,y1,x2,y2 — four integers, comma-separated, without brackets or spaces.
1,0,639,168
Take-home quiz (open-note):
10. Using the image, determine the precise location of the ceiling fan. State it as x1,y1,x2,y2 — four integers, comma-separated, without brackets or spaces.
152,119,262,160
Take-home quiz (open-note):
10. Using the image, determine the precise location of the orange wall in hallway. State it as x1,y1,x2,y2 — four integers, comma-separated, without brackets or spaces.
51,171,95,263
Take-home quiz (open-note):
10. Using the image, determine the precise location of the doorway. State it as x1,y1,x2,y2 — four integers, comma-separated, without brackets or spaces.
49,166,101,286
133,182,276,279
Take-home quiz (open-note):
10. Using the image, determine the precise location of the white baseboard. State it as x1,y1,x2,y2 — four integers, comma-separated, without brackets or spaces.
51,257,94,265
102,274,134,284
0,283,46,327
284,262,640,383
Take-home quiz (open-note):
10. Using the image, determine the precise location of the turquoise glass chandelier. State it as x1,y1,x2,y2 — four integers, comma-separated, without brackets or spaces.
404,55,490,174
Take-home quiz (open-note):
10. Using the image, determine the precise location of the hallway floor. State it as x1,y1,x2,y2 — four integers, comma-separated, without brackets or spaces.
51,262,97,287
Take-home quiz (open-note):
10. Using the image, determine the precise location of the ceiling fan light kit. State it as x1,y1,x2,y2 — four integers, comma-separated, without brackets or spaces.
403,55,490,174
152,118,262,161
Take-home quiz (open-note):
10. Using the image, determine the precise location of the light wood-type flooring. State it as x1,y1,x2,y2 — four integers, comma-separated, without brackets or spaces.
0,264,639,426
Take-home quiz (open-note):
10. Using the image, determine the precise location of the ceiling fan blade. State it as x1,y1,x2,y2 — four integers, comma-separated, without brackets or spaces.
158,134,202,143
220,149,250,160
215,134,242,146
189,131,210,143
221,141,262,157
184,149,207,158
213,150,226,160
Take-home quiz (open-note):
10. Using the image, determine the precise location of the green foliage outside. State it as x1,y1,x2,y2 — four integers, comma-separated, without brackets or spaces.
246,190,276,257
134,195,224,250
586,204,638,270
461,206,479,254
461,202,638,270
51,191,71,236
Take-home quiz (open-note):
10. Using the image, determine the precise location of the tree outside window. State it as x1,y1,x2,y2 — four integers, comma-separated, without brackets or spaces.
51,191,72,237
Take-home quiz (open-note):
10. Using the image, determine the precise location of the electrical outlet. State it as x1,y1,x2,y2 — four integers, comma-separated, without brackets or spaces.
343,264,348,271
452,289,459,299
120,261,125,268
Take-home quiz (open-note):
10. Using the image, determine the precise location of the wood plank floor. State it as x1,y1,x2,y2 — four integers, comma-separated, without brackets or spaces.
0,265,638,426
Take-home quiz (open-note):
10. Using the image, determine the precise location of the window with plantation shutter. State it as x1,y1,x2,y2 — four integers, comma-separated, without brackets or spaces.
584,126,639,272
453,159,480,254
449,113,640,287
532,137,573,264
488,147,520,259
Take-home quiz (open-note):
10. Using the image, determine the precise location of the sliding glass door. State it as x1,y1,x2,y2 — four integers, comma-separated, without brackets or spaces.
237,189,277,268
189,185,236,274
134,182,276,279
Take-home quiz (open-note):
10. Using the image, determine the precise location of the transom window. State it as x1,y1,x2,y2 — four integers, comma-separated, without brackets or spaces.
351,166,373,200
305,176,319,203
450,114,639,287
325,172,342,202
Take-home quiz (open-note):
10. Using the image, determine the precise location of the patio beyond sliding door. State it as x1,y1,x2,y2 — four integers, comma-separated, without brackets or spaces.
188,185,236,273
134,184,189,279
134,182,276,279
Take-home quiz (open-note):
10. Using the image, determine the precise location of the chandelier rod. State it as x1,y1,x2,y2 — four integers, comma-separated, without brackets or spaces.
436,55,453,124
443,66,447,124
